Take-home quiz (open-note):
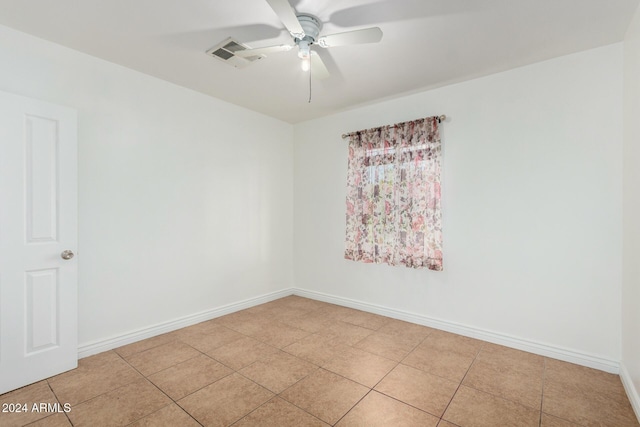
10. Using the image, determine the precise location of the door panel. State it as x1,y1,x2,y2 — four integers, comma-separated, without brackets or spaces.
0,91,78,394
25,268,59,354
25,114,59,243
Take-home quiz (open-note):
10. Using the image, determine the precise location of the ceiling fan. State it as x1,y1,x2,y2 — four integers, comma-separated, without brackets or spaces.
234,0,383,79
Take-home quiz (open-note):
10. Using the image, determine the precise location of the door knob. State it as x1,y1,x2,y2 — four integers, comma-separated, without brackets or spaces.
61,250,74,260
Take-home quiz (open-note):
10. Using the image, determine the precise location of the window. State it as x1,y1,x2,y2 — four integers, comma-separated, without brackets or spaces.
344,116,443,270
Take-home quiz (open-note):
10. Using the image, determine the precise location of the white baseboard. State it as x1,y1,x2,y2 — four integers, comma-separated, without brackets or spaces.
620,363,640,423
292,288,620,374
77,288,294,359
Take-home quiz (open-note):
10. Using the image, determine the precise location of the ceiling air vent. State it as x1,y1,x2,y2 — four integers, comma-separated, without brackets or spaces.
206,37,264,69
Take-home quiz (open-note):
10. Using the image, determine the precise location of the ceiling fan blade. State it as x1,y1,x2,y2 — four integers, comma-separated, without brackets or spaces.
310,51,330,80
234,44,294,58
265,0,305,38
317,27,383,48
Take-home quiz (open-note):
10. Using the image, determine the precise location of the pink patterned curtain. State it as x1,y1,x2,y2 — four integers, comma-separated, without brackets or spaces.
344,116,443,271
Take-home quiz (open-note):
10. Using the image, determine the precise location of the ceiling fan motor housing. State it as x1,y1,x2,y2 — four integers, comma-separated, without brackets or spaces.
295,14,321,59
295,14,322,43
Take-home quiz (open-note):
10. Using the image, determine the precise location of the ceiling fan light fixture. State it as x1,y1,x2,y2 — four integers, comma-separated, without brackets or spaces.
301,57,310,71
297,40,311,59
297,40,311,71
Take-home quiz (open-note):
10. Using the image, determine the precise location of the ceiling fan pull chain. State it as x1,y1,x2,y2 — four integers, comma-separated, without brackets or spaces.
308,63,312,103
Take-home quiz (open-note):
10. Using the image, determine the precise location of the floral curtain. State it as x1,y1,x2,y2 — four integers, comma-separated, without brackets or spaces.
344,116,443,271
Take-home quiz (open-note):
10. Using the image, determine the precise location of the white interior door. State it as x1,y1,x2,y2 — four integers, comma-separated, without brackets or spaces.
0,90,78,394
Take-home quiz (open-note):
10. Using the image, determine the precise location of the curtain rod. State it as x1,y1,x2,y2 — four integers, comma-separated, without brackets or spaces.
341,115,446,139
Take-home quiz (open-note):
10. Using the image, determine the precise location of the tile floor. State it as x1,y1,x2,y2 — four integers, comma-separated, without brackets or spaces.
1,296,638,427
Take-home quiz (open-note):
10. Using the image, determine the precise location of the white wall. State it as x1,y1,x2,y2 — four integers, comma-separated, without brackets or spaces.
294,44,624,364
623,3,640,415
0,25,294,346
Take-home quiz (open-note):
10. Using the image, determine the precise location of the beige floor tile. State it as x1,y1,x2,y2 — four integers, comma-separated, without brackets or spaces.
62,349,122,371
545,358,628,400
246,302,298,319
403,342,476,382
148,354,232,400
114,333,177,358
215,312,268,336
172,319,226,336
243,302,282,317
124,340,201,376
422,330,484,358
303,299,332,311
212,309,255,326
0,382,59,427
239,351,317,393
477,343,544,375
443,386,540,427
276,295,330,311
48,351,142,406
206,336,278,370
177,373,273,427
462,359,543,409
26,413,72,427
337,309,390,330
337,391,439,427
251,321,311,349
128,403,200,427
67,378,171,427
354,331,421,362
540,413,582,427
175,324,244,353
283,333,344,365
375,364,458,417
273,307,317,324
280,311,334,333
437,421,460,427
542,379,639,426
280,369,369,425
322,345,397,388
234,397,330,427
318,320,375,345
314,304,358,319
252,305,311,323
378,319,434,342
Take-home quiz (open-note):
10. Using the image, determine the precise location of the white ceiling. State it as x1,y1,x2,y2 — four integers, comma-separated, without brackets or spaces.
0,0,637,123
